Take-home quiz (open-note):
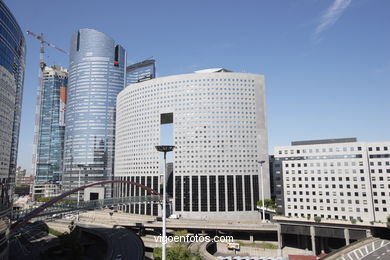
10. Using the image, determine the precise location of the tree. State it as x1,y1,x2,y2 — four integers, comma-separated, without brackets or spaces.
153,245,201,260
257,198,277,210
174,229,188,239
387,215,390,229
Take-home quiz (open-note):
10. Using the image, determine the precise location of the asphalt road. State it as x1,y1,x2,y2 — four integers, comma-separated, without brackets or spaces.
336,239,390,260
362,240,390,260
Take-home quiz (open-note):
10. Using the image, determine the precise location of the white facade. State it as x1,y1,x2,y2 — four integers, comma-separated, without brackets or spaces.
274,139,390,223
32,183,61,199
114,69,269,220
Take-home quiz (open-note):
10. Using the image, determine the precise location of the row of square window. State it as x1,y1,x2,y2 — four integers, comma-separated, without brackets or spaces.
279,146,389,155
287,205,371,212
284,161,367,167
286,176,366,182
285,169,365,174
288,213,369,221
287,198,370,204
127,86,257,97
286,184,369,189
286,191,367,196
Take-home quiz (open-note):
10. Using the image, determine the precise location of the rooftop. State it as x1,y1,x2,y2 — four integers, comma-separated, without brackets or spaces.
291,138,357,146
194,68,232,73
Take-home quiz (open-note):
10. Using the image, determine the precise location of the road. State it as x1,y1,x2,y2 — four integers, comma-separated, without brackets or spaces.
79,210,277,232
335,239,390,260
79,223,144,260
361,240,390,260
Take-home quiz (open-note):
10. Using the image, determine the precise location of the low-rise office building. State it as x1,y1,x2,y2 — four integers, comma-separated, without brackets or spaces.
32,183,61,199
273,138,390,223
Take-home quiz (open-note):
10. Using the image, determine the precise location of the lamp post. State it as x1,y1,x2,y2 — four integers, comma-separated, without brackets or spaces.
76,164,86,207
155,145,175,260
257,160,266,222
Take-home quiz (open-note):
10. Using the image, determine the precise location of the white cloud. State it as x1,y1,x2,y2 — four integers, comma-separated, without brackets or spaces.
313,0,352,39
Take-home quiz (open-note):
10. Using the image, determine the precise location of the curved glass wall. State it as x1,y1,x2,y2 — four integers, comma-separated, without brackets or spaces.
63,29,126,199
0,1,26,258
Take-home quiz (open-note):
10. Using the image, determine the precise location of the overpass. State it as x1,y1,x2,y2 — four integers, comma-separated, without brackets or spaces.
12,194,161,221
11,180,161,233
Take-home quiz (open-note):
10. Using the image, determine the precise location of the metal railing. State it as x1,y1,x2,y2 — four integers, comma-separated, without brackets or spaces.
12,195,161,221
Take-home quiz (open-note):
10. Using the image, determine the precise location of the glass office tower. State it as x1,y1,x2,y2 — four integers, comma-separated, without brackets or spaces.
63,29,126,199
126,59,155,85
0,1,26,258
33,66,67,184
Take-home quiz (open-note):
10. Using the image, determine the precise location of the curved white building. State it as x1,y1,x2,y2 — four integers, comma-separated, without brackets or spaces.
114,69,269,220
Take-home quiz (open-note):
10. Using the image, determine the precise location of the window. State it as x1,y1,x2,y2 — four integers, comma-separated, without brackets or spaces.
175,176,182,211
218,176,225,211
201,176,208,211
236,176,243,211
183,176,190,211
244,175,252,211
252,175,258,208
227,176,234,211
209,176,217,211
192,176,199,211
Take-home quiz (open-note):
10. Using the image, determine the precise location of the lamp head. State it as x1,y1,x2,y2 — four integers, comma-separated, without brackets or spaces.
155,145,176,152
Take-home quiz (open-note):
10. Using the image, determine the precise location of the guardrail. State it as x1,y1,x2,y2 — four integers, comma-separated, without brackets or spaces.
12,195,161,221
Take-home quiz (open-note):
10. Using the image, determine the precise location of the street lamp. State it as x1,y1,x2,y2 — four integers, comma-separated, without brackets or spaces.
257,160,266,222
76,164,87,207
155,145,175,260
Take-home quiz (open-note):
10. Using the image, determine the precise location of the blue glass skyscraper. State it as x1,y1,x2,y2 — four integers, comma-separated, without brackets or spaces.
126,59,155,85
33,66,68,184
63,29,126,199
0,0,26,258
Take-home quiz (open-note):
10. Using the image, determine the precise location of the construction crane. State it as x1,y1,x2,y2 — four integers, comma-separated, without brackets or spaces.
27,30,68,178
26,30,68,71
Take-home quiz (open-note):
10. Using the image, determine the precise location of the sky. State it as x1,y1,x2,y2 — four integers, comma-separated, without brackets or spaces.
3,0,390,174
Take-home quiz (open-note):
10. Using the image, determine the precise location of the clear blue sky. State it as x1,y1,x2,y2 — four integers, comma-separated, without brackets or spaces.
4,0,390,174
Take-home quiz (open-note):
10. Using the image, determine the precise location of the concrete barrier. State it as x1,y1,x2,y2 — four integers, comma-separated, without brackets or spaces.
216,243,280,257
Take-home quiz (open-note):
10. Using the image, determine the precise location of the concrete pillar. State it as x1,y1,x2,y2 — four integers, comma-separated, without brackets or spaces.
249,234,254,243
366,229,372,238
277,224,282,257
310,226,316,255
304,234,308,250
320,237,324,253
277,224,282,249
325,236,329,251
344,228,350,246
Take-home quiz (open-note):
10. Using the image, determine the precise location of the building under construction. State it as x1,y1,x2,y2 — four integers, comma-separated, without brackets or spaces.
33,65,68,184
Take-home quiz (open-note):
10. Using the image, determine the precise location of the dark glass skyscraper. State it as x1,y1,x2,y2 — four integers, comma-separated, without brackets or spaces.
126,59,155,85
63,29,126,199
33,66,67,184
0,0,26,258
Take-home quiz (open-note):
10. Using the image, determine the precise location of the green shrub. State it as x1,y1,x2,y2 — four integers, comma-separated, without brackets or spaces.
257,198,277,210
387,216,390,229
314,216,321,223
153,244,201,260
48,228,62,237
